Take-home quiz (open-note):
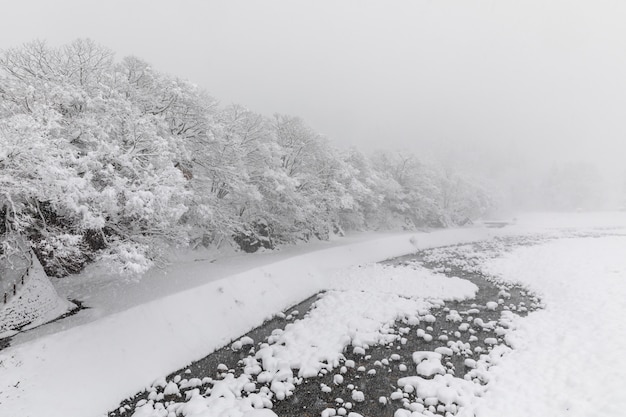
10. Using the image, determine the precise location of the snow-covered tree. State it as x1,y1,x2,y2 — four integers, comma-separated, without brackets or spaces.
0,40,190,275
1,38,498,274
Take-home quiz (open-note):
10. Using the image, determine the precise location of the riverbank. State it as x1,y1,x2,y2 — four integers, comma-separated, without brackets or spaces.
1,212,626,417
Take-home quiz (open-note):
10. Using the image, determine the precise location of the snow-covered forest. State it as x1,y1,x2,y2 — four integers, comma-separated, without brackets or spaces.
0,39,494,277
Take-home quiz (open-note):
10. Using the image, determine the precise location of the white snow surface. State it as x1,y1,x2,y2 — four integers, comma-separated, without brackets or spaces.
329,263,476,301
0,256,75,336
466,235,626,417
130,273,477,417
2,212,626,417
0,228,487,417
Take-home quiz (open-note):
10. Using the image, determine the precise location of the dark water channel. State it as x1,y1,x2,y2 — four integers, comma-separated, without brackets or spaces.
110,238,542,417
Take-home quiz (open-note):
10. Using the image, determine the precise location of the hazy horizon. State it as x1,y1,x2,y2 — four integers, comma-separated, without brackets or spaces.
2,0,626,208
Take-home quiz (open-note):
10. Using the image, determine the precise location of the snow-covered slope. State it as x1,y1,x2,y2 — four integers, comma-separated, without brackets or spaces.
2,212,626,417
0,228,490,417
0,255,74,336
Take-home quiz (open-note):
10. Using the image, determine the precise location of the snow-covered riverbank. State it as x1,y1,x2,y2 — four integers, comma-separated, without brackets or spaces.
471,236,626,417
0,228,491,417
1,212,626,417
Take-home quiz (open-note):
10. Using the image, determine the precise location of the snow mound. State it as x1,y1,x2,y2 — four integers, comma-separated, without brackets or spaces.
398,374,481,407
330,263,478,301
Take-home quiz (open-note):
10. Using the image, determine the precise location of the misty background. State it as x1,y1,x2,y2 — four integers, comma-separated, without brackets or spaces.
2,0,625,212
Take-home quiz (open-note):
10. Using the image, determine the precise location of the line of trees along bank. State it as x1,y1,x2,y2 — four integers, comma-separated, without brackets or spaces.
0,39,495,277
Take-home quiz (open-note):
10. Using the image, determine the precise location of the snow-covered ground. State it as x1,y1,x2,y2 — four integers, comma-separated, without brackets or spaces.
129,266,478,417
469,235,626,417
0,228,490,417
1,212,626,417
10,229,498,346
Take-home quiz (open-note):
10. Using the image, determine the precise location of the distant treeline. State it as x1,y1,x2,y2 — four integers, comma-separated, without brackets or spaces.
0,39,494,276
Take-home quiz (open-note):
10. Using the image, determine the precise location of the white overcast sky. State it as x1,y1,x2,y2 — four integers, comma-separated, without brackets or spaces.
2,0,626,178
